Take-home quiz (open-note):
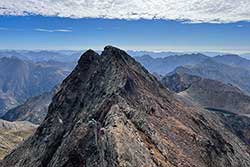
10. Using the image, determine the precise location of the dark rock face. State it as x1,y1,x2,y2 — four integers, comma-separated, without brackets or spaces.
1,46,250,167
216,113,250,146
162,72,250,115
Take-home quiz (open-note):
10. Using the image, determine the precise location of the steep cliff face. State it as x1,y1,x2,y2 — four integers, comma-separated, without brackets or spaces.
1,46,250,167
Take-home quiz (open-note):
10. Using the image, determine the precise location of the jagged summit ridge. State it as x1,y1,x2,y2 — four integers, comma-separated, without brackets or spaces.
78,46,148,70
1,46,250,167
78,49,99,67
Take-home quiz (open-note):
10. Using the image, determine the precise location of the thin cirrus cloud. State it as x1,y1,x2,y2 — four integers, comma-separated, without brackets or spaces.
0,27,8,30
34,28,72,33
0,0,250,23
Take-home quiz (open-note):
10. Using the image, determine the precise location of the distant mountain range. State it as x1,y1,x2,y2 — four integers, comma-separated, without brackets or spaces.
172,58,250,94
135,53,208,75
1,49,249,62
129,50,244,58
0,50,82,63
0,57,73,116
241,53,250,60
162,72,250,116
136,53,250,75
136,53,250,96
127,50,188,58
213,54,250,69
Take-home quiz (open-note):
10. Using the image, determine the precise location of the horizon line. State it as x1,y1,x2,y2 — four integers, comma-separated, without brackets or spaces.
0,48,249,55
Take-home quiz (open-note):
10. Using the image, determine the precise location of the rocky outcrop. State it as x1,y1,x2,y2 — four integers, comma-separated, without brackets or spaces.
161,72,202,93
1,46,250,167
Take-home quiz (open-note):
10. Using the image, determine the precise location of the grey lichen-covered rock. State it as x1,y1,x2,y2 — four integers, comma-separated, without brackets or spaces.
1,46,250,167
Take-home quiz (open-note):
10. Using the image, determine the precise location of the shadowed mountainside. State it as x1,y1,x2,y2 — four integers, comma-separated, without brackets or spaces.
172,58,250,94
162,72,250,116
2,90,55,125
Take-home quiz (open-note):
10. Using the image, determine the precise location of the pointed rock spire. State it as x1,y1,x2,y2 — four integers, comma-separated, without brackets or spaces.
78,49,99,68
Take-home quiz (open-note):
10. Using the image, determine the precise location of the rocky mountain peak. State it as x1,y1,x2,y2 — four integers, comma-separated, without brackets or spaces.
77,49,99,68
103,45,125,55
101,46,139,67
2,46,250,167
77,46,140,72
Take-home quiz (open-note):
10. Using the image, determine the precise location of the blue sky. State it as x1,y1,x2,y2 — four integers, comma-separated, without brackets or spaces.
0,15,249,53
0,0,250,53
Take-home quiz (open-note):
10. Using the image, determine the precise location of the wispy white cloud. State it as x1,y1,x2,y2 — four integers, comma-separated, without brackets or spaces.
56,29,72,32
0,27,8,30
34,28,72,33
237,25,244,28
0,0,250,23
